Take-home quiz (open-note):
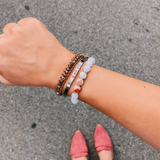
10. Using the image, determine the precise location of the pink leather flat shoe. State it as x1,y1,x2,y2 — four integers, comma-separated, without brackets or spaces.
70,130,88,158
94,124,114,158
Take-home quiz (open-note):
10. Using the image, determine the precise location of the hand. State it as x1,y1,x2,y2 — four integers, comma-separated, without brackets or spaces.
0,17,74,90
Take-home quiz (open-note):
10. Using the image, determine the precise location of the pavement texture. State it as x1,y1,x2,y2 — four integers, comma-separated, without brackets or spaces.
0,0,160,160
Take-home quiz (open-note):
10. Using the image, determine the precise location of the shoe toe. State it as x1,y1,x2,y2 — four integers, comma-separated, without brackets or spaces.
70,130,88,158
94,124,112,151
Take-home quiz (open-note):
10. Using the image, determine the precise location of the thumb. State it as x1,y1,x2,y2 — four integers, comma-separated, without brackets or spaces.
0,75,15,86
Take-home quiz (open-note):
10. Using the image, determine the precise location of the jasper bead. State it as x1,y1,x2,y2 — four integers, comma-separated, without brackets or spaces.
71,97,79,104
76,78,84,86
61,76,65,80
80,72,87,79
86,61,93,67
66,68,70,71
57,85,61,89
74,85,81,93
84,65,90,72
71,92,79,99
59,79,63,83
68,64,72,68
88,57,95,64
62,73,67,77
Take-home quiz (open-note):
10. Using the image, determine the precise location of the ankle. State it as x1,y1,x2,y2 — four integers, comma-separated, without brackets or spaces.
98,150,113,160
72,156,88,160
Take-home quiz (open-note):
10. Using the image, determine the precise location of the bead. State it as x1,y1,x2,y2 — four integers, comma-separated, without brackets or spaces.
66,68,70,71
56,92,60,95
76,78,84,86
81,57,88,62
63,73,67,77
84,65,90,72
72,60,76,63
61,76,65,80
58,83,62,86
68,64,72,68
86,61,93,67
77,55,81,58
57,85,61,89
59,79,63,83
71,97,79,104
80,72,87,79
71,92,79,99
74,85,81,93
88,57,95,64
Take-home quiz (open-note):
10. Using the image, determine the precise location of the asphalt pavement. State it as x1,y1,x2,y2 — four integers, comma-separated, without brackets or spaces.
0,0,160,159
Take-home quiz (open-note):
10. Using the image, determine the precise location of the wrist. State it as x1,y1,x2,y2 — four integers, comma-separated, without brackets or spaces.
62,60,87,97
47,48,75,91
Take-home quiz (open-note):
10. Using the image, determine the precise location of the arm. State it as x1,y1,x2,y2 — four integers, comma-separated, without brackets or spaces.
60,61,160,151
0,17,159,151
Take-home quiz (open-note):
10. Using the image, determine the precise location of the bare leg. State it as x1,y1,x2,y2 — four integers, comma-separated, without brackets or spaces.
97,151,113,160
72,157,88,160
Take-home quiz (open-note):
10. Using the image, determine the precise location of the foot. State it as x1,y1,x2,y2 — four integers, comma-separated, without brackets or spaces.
94,124,114,160
70,130,88,160
72,157,88,160
97,150,113,160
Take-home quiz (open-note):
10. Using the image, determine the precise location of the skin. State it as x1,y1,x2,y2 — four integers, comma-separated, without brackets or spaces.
0,17,74,87
0,17,160,158
72,151,112,160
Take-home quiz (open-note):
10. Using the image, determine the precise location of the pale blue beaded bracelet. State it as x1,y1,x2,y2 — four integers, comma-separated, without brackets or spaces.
71,57,95,104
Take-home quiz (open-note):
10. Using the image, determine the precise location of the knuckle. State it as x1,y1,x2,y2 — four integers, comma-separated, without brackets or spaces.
10,25,21,34
19,17,41,25
18,17,45,29
27,17,39,22
27,18,42,26
3,23,15,35
0,38,8,46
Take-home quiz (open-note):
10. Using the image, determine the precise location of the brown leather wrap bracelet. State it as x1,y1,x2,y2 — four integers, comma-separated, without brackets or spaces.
55,53,84,96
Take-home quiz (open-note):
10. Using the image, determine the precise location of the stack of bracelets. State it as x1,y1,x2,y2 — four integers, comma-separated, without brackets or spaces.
55,53,95,104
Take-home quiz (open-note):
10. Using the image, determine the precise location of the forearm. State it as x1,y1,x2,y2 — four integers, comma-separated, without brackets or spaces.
62,60,160,151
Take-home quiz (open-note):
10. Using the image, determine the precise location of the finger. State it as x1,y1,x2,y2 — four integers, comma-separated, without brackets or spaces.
17,17,34,25
18,17,46,28
0,75,15,86
3,23,17,35
0,34,6,38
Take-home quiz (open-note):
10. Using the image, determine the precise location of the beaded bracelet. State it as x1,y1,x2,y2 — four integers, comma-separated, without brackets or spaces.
63,56,89,97
58,55,84,95
55,53,84,96
71,57,95,104
56,53,84,96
